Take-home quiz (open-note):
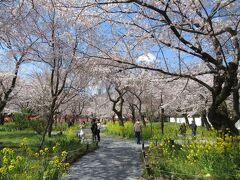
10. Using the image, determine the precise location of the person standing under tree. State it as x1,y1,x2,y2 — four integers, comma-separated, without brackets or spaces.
134,119,142,144
91,119,97,142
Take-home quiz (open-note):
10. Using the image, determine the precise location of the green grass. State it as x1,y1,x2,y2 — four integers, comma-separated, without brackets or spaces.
0,122,98,179
0,122,98,161
0,130,41,148
105,121,212,141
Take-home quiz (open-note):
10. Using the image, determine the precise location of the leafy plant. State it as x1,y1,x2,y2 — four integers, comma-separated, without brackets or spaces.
29,118,47,135
0,122,17,131
12,111,30,130
53,122,68,132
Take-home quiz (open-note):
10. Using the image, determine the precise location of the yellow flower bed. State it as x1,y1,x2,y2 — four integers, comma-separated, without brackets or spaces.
0,139,70,180
146,132,240,179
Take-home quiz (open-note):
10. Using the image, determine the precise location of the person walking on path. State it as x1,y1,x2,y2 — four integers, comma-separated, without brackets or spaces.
91,119,98,142
96,119,101,142
134,119,142,144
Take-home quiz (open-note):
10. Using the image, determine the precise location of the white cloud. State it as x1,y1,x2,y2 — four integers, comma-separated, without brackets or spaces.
136,53,156,64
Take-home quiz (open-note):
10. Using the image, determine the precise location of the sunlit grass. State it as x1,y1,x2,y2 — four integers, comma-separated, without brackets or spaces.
0,122,98,179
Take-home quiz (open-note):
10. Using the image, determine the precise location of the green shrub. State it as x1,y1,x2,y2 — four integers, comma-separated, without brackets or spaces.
53,122,68,132
0,122,17,131
12,112,30,130
30,118,47,135
65,126,78,140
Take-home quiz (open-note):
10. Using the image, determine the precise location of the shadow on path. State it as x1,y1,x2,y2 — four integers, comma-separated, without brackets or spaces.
65,136,142,180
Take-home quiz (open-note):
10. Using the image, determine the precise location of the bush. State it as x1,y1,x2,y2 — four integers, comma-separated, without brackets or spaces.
0,122,17,131
53,122,68,132
30,118,47,135
12,112,30,130
65,126,78,140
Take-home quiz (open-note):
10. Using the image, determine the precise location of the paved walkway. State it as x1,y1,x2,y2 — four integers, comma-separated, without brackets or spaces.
65,135,142,180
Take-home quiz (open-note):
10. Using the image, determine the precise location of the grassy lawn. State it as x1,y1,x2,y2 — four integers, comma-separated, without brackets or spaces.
0,130,41,148
0,122,98,179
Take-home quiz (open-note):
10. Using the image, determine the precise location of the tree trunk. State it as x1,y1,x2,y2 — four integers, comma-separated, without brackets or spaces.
130,104,136,123
48,115,54,137
0,103,7,115
200,110,211,130
116,113,124,126
47,98,57,137
107,86,126,126
141,114,146,127
0,61,21,115
183,114,189,126
0,114,4,125
174,117,177,123
112,115,115,124
160,108,164,135
208,103,239,135
207,63,239,135
39,117,50,149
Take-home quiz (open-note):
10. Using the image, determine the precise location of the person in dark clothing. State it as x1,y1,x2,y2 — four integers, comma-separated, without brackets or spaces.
191,121,197,136
96,119,101,142
91,119,98,142
65,116,73,128
134,120,142,144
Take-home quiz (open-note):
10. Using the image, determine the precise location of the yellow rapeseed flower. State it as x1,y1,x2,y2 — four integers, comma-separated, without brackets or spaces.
39,149,45,156
61,151,67,157
3,156,8,164
26,148,33,155
0,167,6,174
8,165,14,171
16,156,23,162
52,146,57,152
43,170,50,177
205,173,211,177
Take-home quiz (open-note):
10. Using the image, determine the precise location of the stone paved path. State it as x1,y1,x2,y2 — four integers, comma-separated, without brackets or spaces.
65,135,142,180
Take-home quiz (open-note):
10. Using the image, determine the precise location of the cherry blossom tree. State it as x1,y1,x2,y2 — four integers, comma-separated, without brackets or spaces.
19,0,99,148
91,0,240,135
106,82,127,126
0,5,38,114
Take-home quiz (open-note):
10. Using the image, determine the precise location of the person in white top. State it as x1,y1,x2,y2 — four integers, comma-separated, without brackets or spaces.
78,124,85,142
134,120,142,144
